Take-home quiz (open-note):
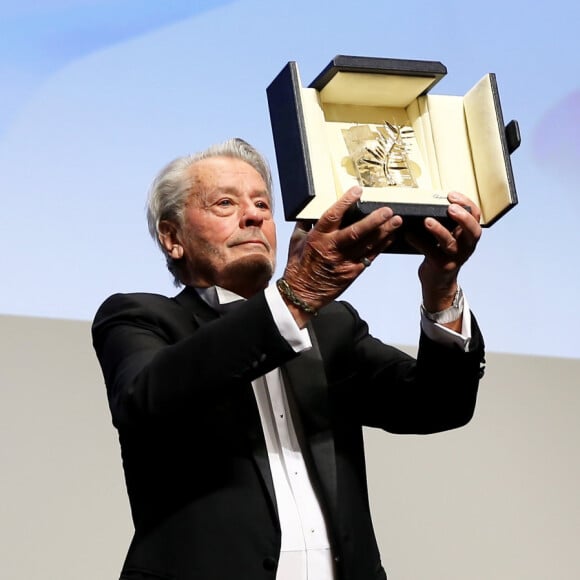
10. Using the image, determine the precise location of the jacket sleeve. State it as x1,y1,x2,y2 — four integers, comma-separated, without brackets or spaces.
317,300,486,434
91,292,298,428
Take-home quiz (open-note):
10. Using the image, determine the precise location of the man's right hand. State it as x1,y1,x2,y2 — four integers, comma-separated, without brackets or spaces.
279,186,402,327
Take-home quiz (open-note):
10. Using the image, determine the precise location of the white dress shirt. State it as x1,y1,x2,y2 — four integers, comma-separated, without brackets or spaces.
196,284,473,580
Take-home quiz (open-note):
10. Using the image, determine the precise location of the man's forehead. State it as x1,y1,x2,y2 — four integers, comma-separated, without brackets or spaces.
186,156,271,198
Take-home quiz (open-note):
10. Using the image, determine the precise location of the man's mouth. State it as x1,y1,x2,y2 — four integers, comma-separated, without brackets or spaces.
232,239,269,250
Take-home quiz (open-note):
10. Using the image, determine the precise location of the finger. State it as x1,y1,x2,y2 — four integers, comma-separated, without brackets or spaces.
420,214,480,264
315,186,363,234
424,217,453,247
335,204,400,251
365,228,400,257
447,191,482,222
447,204,481,244
405,227,437,256
405,218,459,260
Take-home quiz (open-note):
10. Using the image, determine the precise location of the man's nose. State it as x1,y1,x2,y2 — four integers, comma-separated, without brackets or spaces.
240,203,264,227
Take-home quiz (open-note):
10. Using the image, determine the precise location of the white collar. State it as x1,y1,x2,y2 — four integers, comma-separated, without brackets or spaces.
195,286,246,314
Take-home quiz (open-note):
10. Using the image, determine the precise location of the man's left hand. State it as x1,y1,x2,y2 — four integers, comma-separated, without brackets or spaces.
406,191,482,313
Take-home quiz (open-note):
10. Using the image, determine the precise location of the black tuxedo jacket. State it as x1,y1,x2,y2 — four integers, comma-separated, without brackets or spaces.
92,286,485,580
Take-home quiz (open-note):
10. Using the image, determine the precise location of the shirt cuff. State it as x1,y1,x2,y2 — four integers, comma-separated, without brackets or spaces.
265,285,312,353
420,293,473,352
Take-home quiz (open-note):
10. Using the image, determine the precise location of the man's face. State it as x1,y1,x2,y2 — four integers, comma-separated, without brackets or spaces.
167,156,277,297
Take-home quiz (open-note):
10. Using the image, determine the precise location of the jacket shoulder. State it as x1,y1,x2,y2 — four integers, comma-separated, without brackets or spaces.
96,291,173,311
93,291,177,320
91,291,188,339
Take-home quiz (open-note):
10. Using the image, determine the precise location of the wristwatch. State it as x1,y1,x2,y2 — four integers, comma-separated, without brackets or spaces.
421,286,464,324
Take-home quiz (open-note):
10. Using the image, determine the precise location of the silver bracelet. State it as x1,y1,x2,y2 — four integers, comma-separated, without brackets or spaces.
421,286,464,324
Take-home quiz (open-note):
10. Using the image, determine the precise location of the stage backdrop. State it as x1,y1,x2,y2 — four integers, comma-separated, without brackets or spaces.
0,1,579,579
1,315,579,580
0,0,578,359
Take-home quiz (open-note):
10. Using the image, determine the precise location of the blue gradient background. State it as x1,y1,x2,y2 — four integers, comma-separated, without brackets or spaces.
1,0,578,359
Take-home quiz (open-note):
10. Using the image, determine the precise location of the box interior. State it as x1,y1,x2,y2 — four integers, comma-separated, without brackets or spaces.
296,70,514,225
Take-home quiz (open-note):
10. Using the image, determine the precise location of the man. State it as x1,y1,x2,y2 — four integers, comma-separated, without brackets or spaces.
92,137,485,580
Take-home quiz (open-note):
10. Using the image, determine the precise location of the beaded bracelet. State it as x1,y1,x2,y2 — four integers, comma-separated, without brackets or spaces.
276,278,318,316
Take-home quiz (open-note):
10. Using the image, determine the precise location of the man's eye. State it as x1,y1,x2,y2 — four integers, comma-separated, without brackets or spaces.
256,200,270,210
217,199,234,207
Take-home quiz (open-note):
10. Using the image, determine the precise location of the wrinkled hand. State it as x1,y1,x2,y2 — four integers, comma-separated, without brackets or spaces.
282,186,402,321
405,191,482,312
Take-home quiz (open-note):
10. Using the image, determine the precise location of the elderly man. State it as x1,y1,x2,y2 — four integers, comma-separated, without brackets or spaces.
92,137,485,580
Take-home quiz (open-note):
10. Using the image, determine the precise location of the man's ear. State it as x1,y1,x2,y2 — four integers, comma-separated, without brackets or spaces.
158,220,184,260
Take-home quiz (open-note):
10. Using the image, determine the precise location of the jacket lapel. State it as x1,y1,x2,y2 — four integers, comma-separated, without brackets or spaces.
172,286,279,520
173,286,220,325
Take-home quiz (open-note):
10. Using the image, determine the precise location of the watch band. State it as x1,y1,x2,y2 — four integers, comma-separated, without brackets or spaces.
421,286,464,324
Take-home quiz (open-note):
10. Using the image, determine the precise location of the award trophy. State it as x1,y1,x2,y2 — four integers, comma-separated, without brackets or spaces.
266,55,520,253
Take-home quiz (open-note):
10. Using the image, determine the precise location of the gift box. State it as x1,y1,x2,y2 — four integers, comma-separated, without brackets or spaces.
266,55,520,253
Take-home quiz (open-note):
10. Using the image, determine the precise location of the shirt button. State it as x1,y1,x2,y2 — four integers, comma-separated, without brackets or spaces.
262,556,278,571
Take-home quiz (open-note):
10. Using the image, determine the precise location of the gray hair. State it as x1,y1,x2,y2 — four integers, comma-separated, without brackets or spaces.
146,138,273,286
